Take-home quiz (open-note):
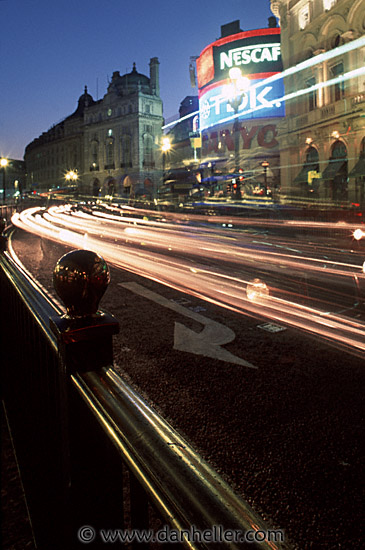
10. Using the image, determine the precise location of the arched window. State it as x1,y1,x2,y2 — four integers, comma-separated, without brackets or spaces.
294,145,320,193
331,140,347,159
323,140,348,200
121,134,132,168
360,137,365,158
349,137,365,204
143,134,154,168
305,146,319,170
92,178,100,196
105,138,115,169
90,140,99,170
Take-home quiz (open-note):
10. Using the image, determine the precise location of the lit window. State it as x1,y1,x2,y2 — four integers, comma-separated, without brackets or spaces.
323,0,336,11
107,108,112,117
106,138,114,165
108,129,113,136
91,141,98,165
299,5,310,30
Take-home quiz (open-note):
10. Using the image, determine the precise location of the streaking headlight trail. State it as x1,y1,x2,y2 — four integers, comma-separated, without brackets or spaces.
11,205,365,355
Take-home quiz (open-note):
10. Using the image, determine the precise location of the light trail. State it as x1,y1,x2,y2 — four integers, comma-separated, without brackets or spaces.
162,36,365,130
11,205,365,355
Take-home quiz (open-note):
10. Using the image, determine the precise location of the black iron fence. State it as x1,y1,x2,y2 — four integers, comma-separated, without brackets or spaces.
0,234,287,550
0,203,17,223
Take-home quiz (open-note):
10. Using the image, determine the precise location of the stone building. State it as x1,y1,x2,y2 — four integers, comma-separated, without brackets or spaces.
0,158,26,202
25,58,163,199
163,96,200,170
270,0,365,203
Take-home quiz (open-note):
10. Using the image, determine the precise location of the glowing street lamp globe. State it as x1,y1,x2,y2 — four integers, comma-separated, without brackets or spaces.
228,67,250,90
1,158,8,205
161,137,171,153
224,68,250,103
65,170,78,183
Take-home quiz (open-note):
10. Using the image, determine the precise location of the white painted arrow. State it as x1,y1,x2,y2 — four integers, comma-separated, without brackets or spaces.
119,282,257,369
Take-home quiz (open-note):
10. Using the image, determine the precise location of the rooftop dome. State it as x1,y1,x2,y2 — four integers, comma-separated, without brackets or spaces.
71,86,96,117
109,63,151,96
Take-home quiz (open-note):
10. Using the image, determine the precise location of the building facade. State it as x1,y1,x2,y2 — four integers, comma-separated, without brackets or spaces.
25,58,163,199
159,96,201,204
270,0,365,203
0,159,26,202
194,19,285,198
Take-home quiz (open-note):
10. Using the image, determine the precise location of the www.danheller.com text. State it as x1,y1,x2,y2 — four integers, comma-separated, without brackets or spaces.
77,525,285,544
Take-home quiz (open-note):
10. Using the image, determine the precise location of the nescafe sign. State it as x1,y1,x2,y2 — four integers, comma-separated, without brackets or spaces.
197,28,285,130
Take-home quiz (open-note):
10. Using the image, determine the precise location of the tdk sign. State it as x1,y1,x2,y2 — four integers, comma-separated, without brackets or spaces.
220,43,281,69
199,78,285,131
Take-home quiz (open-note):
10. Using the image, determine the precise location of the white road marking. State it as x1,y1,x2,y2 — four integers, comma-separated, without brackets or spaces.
119,282,257,369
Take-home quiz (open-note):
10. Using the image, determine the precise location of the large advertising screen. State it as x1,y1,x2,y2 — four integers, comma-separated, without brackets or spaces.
197,28,284,131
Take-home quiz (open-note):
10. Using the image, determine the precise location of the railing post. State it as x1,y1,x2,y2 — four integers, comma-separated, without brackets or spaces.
0,217,6,251
51,248,119,370
50,249,120,548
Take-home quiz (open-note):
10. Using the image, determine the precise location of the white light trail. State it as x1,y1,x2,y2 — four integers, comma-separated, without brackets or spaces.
162,36,365,130
11,206,365,354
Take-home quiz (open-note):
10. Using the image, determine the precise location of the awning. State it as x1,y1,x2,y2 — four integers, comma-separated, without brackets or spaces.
293,164,319,184
349,157,365,178
123,175,133,187
321,159,347,180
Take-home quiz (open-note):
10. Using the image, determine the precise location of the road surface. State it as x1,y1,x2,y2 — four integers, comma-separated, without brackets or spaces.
9,208,365,550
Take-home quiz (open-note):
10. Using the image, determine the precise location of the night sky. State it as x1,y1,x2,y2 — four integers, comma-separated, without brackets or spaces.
0,0,274,160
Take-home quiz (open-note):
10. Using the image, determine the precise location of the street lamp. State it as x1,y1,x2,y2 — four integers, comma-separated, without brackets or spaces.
1,158,8,205
224,68,250,200
161,137,171,154
65,170,78,185
161,137,171,183
261,161,270,193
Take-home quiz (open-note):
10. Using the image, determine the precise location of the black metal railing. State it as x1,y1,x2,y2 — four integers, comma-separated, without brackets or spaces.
0,237,287,550
0,203,17,223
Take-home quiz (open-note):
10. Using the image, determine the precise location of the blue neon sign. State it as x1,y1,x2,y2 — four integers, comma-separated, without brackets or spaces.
199,77,285,131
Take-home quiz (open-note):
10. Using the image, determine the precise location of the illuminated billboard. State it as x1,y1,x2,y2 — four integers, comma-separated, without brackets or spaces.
197,28,284,131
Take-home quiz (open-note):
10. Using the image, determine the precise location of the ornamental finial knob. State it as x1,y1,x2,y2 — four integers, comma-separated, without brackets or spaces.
53,250,110,318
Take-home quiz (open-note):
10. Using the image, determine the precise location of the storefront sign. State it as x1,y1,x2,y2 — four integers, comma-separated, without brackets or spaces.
202,124,279,154
197,28,284,131
197,28,282,89
199,78,284,131
219,43,281,71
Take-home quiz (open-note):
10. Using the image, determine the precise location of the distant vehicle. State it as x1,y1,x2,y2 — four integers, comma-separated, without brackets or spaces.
48,185,78,195
38,185,78,198
252,185,272,197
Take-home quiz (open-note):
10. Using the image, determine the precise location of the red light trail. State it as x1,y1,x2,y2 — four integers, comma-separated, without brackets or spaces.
11,205,365,355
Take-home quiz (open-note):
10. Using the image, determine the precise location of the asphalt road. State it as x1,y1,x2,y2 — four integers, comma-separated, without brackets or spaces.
10,228,365,550
13,204,365,355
